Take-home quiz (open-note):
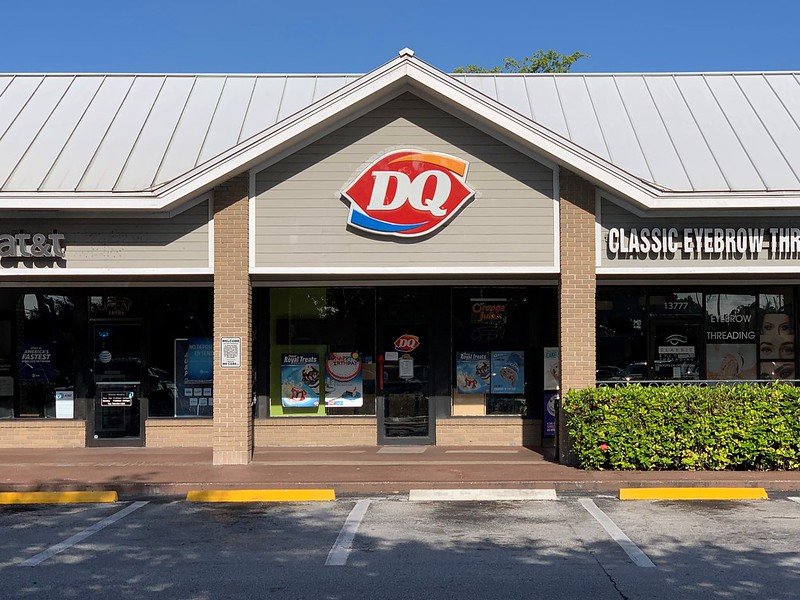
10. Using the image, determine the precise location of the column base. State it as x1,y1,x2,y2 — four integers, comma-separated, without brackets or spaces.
212,449,253,465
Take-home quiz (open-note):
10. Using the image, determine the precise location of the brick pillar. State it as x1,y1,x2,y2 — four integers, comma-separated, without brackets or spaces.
558,170,596,465
212,174,253,465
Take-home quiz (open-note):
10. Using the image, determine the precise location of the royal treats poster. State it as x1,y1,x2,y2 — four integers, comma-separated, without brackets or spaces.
455,352,491,394
281,353,321,408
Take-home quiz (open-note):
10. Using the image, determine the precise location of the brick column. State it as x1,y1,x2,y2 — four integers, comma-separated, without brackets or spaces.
212,174,253,465
558,170,596,465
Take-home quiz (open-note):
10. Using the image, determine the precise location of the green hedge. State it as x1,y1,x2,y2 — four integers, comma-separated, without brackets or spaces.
563,384,800,470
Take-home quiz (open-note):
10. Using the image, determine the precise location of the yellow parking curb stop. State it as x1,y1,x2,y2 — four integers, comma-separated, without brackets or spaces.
186,489,336,503
619,487,768,501
0,491,118,504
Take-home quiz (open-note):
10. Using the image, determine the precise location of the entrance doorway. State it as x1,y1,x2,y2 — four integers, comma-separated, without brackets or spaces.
648,319,702,381
88,323,145,446
376,288,448,445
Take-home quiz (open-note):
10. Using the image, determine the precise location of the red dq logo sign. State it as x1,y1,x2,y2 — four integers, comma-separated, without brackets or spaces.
341,150,475,237
394,334,420,352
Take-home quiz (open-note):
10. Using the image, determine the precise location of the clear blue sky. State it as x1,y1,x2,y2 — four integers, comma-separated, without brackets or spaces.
1,0,797,73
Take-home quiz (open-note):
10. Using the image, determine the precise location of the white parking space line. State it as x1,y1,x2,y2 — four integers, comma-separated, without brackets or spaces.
325,499,371,566
578,498,655,568
20,501,149,567
789,497,800,505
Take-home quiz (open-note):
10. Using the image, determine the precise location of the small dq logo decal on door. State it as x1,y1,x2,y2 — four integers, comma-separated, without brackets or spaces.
341,150,475,237
394,334,420,352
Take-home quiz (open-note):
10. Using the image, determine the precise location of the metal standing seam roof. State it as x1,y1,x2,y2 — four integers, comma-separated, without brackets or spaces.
0,71,800,195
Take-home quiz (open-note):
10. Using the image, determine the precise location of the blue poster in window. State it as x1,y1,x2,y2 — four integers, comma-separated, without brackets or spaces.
186,338,213,382
281,353,321,408
455,351,490,394
490,351,524,395
18,341,57,381
174,337,213,417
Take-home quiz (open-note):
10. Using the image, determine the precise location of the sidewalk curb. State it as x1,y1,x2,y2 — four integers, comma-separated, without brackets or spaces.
1,480,800,500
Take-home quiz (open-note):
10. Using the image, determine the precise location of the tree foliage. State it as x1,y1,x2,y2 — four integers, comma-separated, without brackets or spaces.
454,50,588,74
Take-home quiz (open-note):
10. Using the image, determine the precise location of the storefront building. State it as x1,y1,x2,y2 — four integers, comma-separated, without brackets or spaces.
2,51,799,464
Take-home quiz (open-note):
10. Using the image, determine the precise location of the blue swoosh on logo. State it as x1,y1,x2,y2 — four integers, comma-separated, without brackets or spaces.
349,210,427,233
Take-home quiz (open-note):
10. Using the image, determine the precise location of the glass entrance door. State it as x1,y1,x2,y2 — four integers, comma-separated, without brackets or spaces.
89,323,145,445
377,289,438,444
648,319,702,381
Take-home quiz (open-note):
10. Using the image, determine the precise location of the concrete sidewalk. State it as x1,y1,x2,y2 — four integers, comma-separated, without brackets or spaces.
2,446,800,497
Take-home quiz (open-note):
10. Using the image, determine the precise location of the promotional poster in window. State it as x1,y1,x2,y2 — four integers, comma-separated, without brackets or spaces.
325,351,363,407
759,292,795,380
490,351,525,395
174,337,213,417
18,341,57,381
705,294,757,380
281,353,321,408
455,351,491,394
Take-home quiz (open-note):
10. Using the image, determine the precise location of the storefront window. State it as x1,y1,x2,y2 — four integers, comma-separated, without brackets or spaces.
146,290,213,417
649,320,702,381
0,288,215,422
648,292,703,317
758,290,795,380
0,302,13,418
598,286,799,383
705,293,757,380
260,286,554,425
269,288,376,416
597,289,647,381
452,288,532,415
17,294,76,418
647,291,703,381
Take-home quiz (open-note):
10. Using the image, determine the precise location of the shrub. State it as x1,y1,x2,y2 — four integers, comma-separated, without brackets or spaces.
563,384,800,470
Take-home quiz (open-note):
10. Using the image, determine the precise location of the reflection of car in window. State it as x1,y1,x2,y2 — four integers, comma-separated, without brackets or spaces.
596,366,622,381
621,362,647,381
147,367,177,416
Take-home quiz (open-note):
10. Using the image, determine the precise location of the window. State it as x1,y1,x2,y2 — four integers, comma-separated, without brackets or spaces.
17,293,76,418
597,289,646,381
146,290,213,417
758,289,795,380
705,293,757,380
0,301,13,418
451,288,533,415
268,288,376,416
597,286,799,383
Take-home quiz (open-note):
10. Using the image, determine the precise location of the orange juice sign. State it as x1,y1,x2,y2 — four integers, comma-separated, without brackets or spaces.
471,301,507,325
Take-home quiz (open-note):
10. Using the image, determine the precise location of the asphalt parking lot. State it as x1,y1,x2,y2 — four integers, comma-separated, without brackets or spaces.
0,494,798,600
